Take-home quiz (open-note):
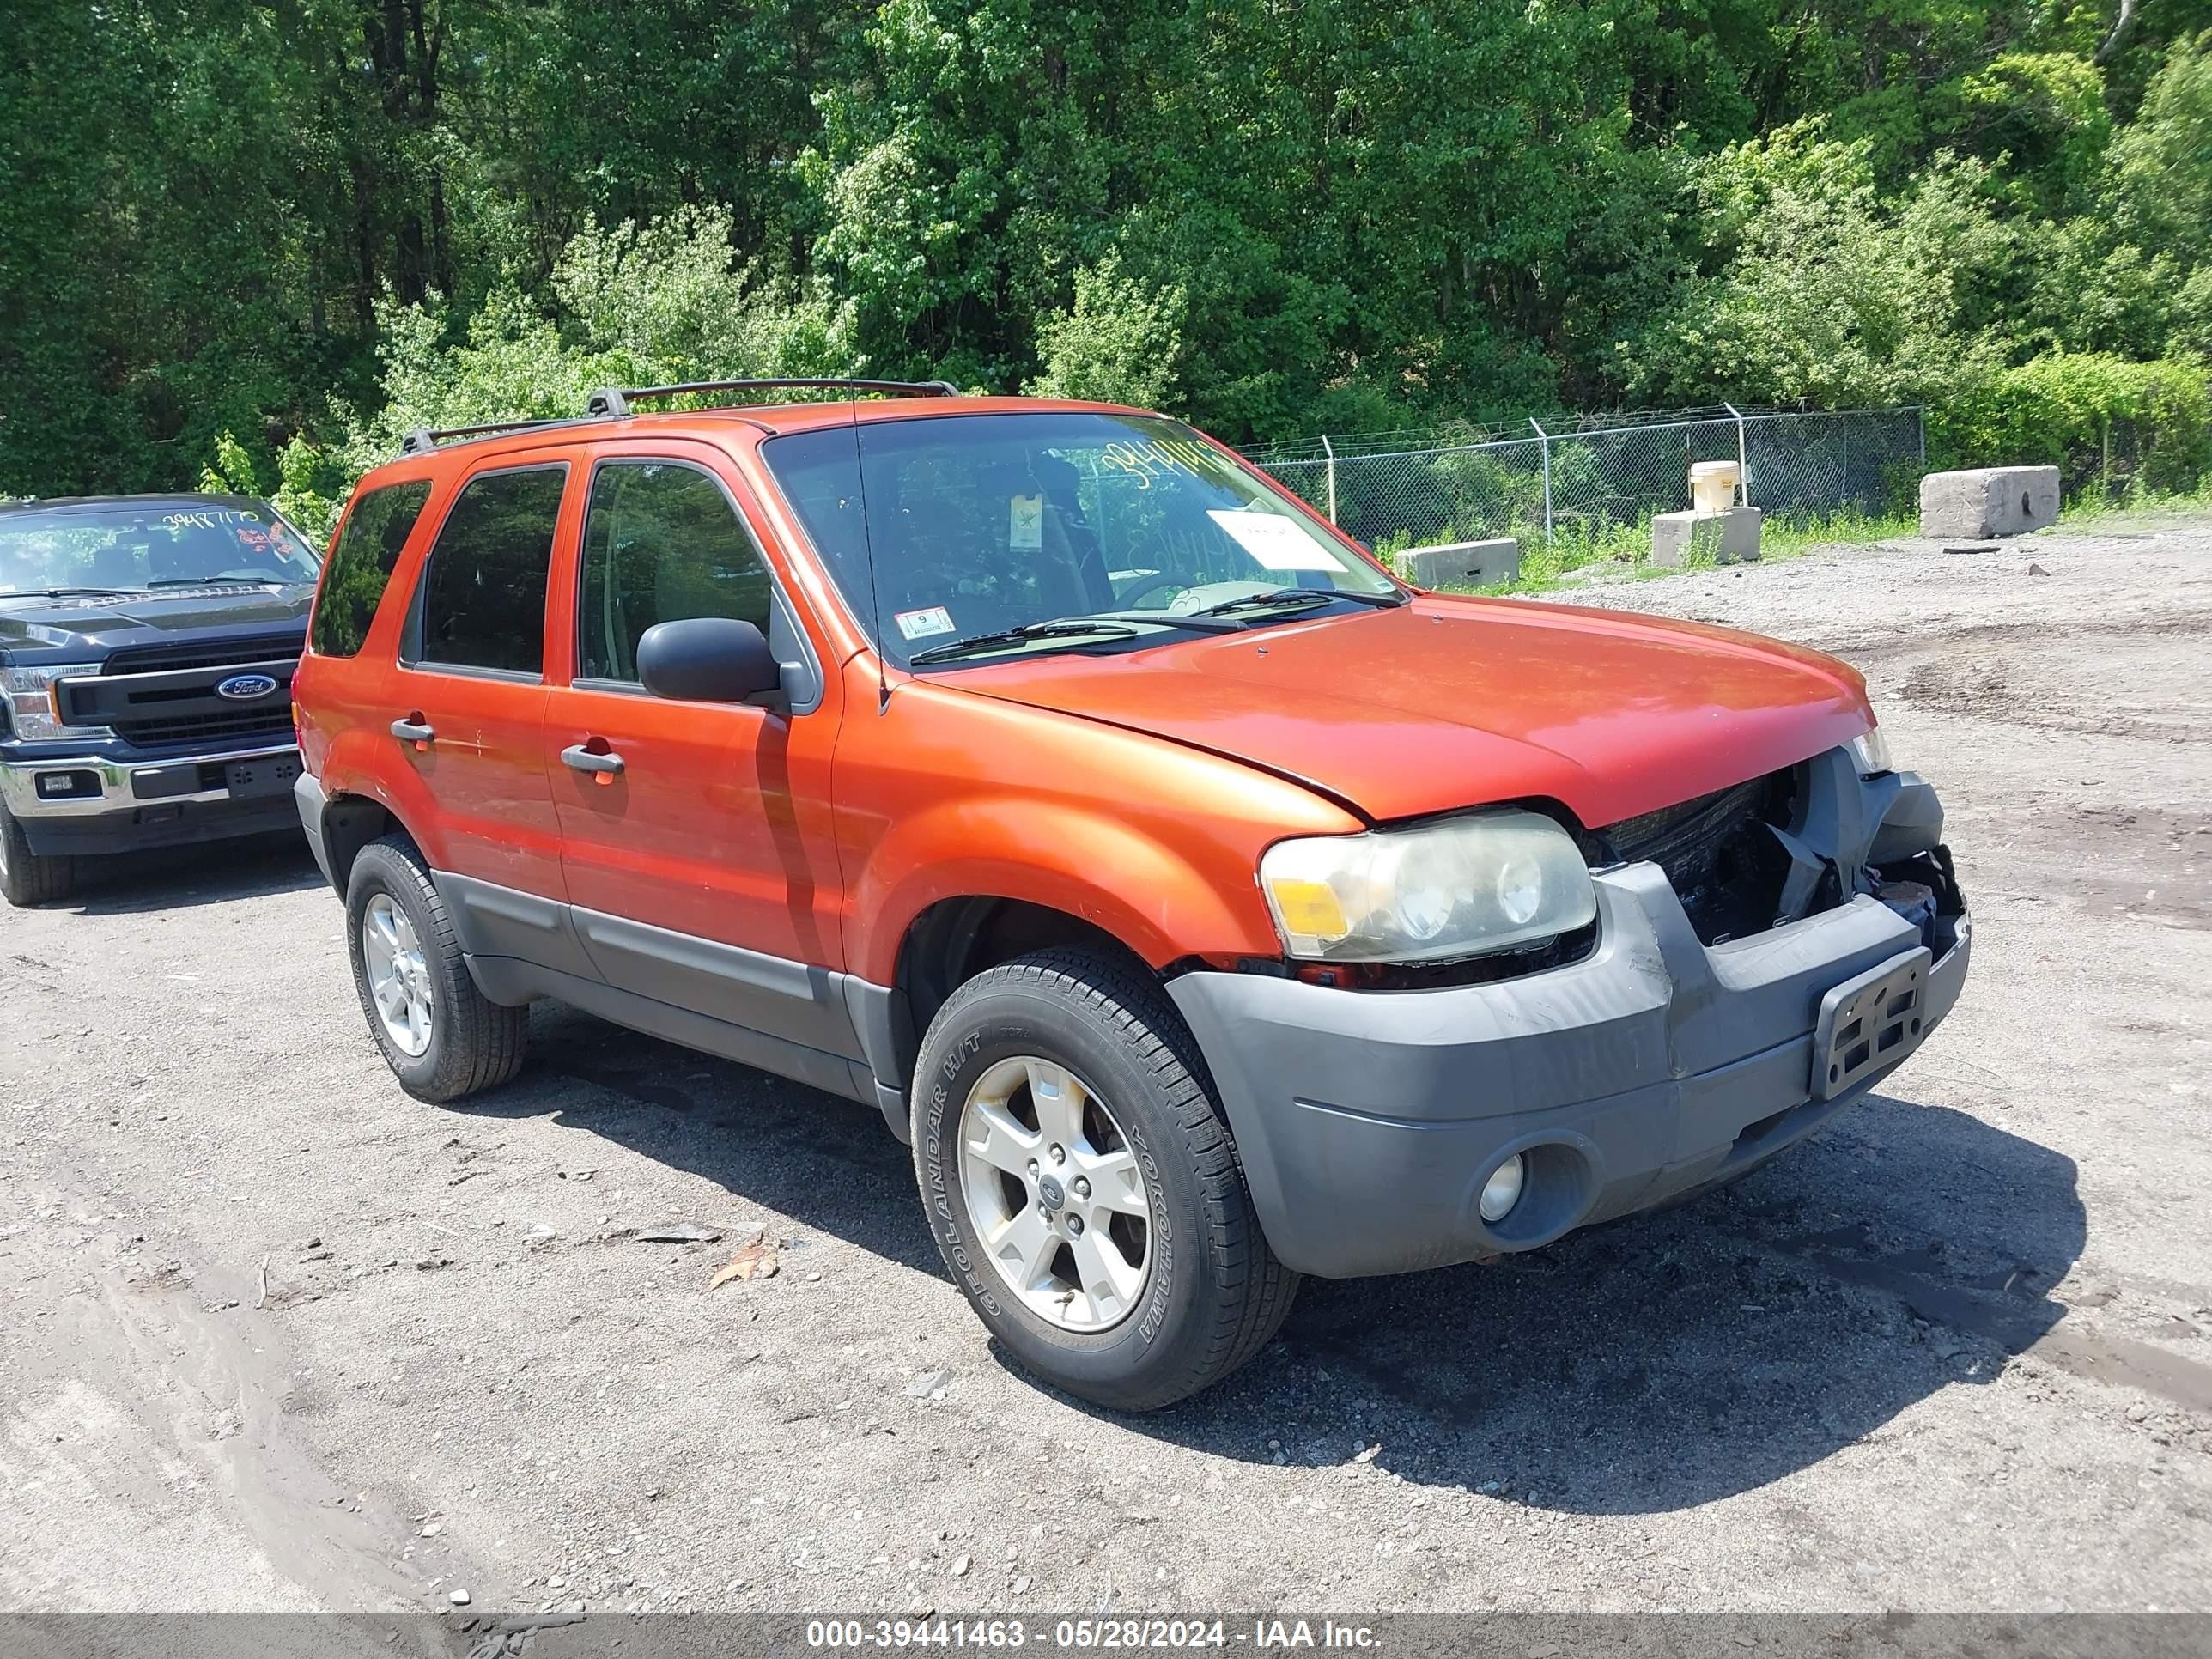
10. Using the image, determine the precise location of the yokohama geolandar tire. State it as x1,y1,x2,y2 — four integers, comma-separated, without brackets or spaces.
0,802,76,907
912,947,1299,1411
344,834,526,1103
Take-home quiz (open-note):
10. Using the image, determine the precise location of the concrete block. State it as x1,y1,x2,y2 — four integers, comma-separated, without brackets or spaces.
1918,466,2060,538
1650,511,1700,568
1650,507,1761,568
1393,537,1521,588
1717,505,1761,563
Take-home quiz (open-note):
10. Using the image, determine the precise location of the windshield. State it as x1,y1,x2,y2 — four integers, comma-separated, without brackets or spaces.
0,501,322,596
762,411,1400,669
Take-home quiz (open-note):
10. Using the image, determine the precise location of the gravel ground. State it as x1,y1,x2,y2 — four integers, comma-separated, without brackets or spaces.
3,514,2209,1623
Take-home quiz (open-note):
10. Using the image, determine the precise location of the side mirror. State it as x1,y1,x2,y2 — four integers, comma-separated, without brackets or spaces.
636,617,782,704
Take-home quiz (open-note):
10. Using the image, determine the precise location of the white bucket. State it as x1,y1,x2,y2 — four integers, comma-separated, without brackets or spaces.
1690,460,1740,514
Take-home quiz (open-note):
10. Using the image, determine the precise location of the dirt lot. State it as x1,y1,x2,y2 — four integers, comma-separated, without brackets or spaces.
3,514,2209,1623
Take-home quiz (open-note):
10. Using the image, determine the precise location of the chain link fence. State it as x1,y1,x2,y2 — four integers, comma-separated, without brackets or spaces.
1243,406,1925,552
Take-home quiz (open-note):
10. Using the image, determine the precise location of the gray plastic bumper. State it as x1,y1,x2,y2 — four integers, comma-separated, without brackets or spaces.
1169,861,1971,1279
295,770,335,889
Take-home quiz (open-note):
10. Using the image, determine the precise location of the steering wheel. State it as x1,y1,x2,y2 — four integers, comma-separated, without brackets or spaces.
1115,570,1186,608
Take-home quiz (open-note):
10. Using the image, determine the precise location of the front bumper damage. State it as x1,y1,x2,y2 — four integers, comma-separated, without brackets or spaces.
1168,751,1971,1279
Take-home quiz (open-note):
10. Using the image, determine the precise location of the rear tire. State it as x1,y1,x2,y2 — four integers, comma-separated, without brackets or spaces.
344,835,526,1102
912,947,1298,1411
0,804,76,907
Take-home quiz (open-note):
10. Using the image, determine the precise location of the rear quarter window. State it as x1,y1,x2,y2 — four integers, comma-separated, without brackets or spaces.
312,480,434,657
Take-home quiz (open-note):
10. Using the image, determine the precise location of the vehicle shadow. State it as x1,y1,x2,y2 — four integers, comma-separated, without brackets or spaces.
451,1008,2087,1515
1131,1091,2087,1514
56,831,325,915
449,1001,945,1279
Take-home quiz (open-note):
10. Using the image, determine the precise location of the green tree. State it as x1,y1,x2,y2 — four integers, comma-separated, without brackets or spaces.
1025,254,1185,407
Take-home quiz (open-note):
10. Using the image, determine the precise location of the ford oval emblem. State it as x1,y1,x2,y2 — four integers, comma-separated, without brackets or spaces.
216,673,279,702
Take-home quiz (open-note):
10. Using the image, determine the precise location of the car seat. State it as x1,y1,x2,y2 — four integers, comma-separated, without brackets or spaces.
975,460,1088,615
90,534,145,589
1030,454,1114,611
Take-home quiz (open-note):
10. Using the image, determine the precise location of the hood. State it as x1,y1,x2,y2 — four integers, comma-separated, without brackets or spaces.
940,594,1874,828
0,584,313,654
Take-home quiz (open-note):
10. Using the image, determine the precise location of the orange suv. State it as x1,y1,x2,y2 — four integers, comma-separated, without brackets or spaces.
292,382,1971,1409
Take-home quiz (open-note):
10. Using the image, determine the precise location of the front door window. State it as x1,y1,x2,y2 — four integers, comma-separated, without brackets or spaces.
577,461,773,684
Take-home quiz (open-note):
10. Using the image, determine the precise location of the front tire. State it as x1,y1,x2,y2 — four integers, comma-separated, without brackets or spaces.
0,803,76,907
912,947,1298,1411
344,835,526,1102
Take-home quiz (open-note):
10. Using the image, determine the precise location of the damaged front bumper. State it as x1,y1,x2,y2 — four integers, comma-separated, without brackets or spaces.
1167,756,1970,1279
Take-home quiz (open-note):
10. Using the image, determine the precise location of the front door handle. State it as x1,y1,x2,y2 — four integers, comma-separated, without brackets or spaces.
561,743,626,782
390,714,434,747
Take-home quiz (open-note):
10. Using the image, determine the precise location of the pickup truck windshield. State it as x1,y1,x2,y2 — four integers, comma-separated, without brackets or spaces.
762,412,1400,669
0,501,321,596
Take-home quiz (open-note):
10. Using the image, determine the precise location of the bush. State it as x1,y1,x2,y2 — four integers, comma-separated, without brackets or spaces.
1933,352,2211,495
1024,253,1186,408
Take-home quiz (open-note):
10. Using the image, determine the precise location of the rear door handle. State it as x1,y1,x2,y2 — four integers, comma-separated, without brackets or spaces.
390,716,434,745
560,744,625,779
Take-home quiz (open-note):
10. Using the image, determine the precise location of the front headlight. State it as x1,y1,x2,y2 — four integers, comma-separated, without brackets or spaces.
1847,726,1893,776
1260,808,1597,963
2,663,108,742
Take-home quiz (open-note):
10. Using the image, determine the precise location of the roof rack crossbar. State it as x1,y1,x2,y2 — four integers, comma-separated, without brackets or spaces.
586,378,961,418
398,418,572,457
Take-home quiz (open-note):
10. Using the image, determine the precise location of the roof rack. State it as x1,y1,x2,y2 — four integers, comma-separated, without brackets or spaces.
585,378,961,418
397,418,574,457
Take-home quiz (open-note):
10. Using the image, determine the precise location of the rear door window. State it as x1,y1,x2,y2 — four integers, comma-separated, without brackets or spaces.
312,480,433,657
577,461,772,683
409,465,568,677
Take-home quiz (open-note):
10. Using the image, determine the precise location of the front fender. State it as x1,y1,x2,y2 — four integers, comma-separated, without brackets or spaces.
854,796,1269,981
836,675,1364,986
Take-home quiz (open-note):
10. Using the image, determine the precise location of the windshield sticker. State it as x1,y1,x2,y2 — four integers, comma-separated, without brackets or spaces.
1206,509,1340,572
1008,494,1043,550
161,509,263,529
895,605,957,641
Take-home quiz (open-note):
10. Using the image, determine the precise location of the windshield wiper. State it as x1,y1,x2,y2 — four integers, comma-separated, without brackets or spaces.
907,608,1254,665
31,586,136,598
909,619,1146,666
146,574,284,588
1188,586,1401,620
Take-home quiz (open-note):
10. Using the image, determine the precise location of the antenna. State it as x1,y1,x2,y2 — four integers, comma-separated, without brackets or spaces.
847,405,892,714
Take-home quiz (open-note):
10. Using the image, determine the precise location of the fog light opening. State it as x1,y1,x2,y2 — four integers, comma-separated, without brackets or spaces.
1478,1153,1527,1224
35,770,98,800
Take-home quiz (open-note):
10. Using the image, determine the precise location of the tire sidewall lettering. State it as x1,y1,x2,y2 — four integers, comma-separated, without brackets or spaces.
921,1036,1001,1316
920,1000,1185,1358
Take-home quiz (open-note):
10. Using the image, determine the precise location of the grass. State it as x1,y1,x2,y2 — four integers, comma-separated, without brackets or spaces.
1419,505,1917,599
1396,481,2212,601
2044,482,2212,532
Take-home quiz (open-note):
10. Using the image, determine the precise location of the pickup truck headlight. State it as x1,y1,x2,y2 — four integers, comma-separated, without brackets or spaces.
1848,726,1893,776
2,664,109,742
1260,808,1597,963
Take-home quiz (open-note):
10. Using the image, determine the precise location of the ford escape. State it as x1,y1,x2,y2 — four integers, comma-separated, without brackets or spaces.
290,382,1970,1409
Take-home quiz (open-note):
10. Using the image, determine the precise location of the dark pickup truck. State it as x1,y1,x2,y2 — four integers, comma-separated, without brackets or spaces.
0,494,323,905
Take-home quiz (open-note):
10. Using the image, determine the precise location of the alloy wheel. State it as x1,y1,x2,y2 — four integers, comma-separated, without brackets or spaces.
362,892,434,1057
957,1054,1152,1332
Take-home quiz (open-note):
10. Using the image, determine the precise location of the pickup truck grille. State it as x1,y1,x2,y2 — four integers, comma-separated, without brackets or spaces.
101,638,298,678
1595,765,1813,945
61,632,304,750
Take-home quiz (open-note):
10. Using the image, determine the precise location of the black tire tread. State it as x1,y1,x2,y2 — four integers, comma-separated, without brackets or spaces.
920,945,1298,1409
0,805,76,907
349,835,526,1102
